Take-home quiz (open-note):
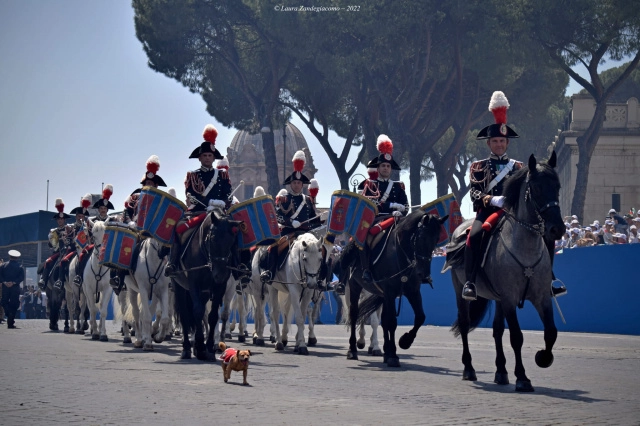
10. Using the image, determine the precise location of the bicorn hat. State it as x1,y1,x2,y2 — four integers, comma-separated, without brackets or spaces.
476,91,519,139
283,150,311,184
93,185,115,210
367,134,401,170
53,198,71,219
189,124,224,159
70,193,93,216
140,155,167,187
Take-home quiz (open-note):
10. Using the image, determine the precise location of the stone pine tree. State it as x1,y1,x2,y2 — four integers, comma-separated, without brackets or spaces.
524,0,640,222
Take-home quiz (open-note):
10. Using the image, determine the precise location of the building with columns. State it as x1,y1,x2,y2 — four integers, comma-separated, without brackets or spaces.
226,123,318,201
555,95,640,224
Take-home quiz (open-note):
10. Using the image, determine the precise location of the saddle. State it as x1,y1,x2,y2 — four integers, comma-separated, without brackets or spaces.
442,216,506,273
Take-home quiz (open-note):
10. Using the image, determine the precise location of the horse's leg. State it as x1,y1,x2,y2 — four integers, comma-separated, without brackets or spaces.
220,280,233,341
502,303,533,392
189,281,207,361
290,286,311,355
156,286,172,343
98,285,112,342
173,284,192,359
138,284,154,351
357,321,366,349
369,306,383,356
279,290,292,347
82,279,98,339
493,303,509,385
119,290,132,343
237,292,247,343
267,286,283,351
533,297,557,369
347,281,363,360
307,292,321,347
206,287,224,360
381,292,400,367
128,288,143,348
398,286,425,351
454,272,476,381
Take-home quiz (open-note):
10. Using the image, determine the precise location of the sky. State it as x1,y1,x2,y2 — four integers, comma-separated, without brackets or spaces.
0,1,629,221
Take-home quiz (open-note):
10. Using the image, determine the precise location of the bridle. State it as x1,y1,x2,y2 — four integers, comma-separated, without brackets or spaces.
506,170,559,237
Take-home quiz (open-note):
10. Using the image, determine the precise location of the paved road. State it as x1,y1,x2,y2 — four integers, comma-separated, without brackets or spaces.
1,319,639,425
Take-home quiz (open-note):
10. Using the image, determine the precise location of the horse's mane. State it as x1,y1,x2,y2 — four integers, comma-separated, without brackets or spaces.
502,160,557,211
395,209,429,234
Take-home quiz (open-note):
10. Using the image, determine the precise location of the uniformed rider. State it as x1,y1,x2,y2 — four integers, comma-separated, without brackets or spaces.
38,199,73,290
260,150,320,283
461,91,567,301
165,124,232,277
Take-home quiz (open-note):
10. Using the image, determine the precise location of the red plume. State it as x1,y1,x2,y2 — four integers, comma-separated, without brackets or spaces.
368,167,379,180
81,193,92,209
292,150,306,172
309,179,319,198
55,198,64,213
146,155,160,174
203,124,218,144
489,91,510,125
102,184,113,200
377,134,393,155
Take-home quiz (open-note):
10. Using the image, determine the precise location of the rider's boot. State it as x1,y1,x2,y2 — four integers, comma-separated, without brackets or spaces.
359,247,373,284
165,240,181,277
260,248,277,284
38,265,50,291
462,242,479,301
546,239,567,297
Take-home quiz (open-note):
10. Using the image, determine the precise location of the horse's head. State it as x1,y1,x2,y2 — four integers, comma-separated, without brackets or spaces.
92,221,106,250
292,233,323,289
399,211,448,285
207,211,241,282
503,151,565,241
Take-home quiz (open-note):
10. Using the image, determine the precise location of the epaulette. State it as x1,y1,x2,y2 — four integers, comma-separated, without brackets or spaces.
398,181,406,191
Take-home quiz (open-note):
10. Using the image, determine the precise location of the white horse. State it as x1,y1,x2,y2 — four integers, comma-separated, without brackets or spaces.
81,221,114,341
124,237,172,351
219,276,248,343
266,233,324,355
67,249,89,334
112,290,133,343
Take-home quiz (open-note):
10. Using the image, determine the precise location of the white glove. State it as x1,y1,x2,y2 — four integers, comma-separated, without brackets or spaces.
292,220,301,228
489,196,505,208
392,211,403,217
390,203,406,212
128,221,137,230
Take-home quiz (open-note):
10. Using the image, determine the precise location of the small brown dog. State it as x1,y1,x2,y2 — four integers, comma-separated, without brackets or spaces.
218,342,251,385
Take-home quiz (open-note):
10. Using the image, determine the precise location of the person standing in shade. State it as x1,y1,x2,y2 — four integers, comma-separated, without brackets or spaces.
1,250,25,329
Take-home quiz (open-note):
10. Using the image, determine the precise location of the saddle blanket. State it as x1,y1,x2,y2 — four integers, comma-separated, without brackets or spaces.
218,348,237,364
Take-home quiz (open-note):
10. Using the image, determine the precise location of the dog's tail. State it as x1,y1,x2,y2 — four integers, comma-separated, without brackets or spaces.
219,342,228,352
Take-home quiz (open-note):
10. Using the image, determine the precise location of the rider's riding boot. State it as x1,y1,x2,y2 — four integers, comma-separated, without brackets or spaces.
109,269,120,295
165,241,181,277
73,274,82,286
462,241,479,301
359,247,373,284
260,249,277,284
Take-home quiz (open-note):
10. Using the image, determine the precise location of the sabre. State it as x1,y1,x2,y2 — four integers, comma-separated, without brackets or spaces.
186,192,208,208
228,180,245,200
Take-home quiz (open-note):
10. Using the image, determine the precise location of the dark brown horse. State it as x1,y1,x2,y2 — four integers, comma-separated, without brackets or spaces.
172,210,241,360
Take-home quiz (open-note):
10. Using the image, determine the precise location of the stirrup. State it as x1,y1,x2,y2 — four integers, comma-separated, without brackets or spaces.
109,277,120,288
362,269,373,284
53,280,63,290
260,270,272,284
73,275,83,286
462,281,477,301
165,263,178,277
551,279,567,297
38,279,47,291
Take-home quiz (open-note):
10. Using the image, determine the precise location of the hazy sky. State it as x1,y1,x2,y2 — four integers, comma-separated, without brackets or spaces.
0,1,624,220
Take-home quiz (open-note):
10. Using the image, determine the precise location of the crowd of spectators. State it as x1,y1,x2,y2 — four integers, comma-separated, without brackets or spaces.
555,208,640,250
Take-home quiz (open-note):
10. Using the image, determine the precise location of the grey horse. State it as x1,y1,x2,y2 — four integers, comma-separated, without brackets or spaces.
445,151,565,392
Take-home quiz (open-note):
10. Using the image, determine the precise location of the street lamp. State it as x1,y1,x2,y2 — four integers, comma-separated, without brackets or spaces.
282,123,288,186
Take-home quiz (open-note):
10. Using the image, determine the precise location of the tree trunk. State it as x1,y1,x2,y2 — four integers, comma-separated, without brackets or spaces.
570,100,607,223
260,130,281,197
409,152,423,207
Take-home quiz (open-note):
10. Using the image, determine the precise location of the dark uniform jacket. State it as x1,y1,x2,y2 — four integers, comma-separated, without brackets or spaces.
0,260,25,288
469,154,523,213
49,225,75,253
276,192,319,234
185,167,232,212
361,179,409,217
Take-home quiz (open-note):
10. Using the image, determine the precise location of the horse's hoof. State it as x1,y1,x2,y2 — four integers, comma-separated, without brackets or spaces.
225,333,232,339
63,327,70,333
165,334,171,341
372,349,383,357
92,334,100,340
75,329,84,335
398,333,414,350
123,337,132,344
143,343,154,351
269,336,276,343
366,346,372,354
195,350,208,361
307,337,317,347
275,342,284,351
357,342,365,350
298,346,309,355
255,338,265,346
515,379,534,392
294,345,299,352
175,330,182,336
82,322,89,331
133,340,143,348
386,357,401,368
462,369,477,381
252,336,257,344
180,350,191,360
535,350,554,368
238,335,246,343
244,331,249,337
100,335,108,342
130,330,135,337
347,351,358,361
494,372,509,385
153,336,164,344
69,328,75,334
282,340,288,347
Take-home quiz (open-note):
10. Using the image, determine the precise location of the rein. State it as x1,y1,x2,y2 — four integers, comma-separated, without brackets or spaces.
89,243,108,303
144,239,166,300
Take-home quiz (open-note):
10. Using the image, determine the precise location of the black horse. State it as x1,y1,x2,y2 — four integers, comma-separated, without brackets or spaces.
445,152,565,392
38,259,69,332
172,210,241,361
343,210,447,367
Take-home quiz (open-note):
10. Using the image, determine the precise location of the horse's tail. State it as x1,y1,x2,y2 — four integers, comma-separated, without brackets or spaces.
354,293,384,327
450,297,491,337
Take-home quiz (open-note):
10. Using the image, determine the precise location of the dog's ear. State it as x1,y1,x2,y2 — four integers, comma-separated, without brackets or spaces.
248,350,252,356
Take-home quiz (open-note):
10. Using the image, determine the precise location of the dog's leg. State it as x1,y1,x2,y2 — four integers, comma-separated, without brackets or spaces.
222,365,228,383
243,368,248,386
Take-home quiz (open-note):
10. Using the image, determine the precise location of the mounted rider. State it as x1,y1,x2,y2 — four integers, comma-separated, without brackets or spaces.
38,199,73,290
60,194,92,287
357,135,409,284
107,155,169,294
165,124,232,277
260,150,321,284
461,91,567,301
